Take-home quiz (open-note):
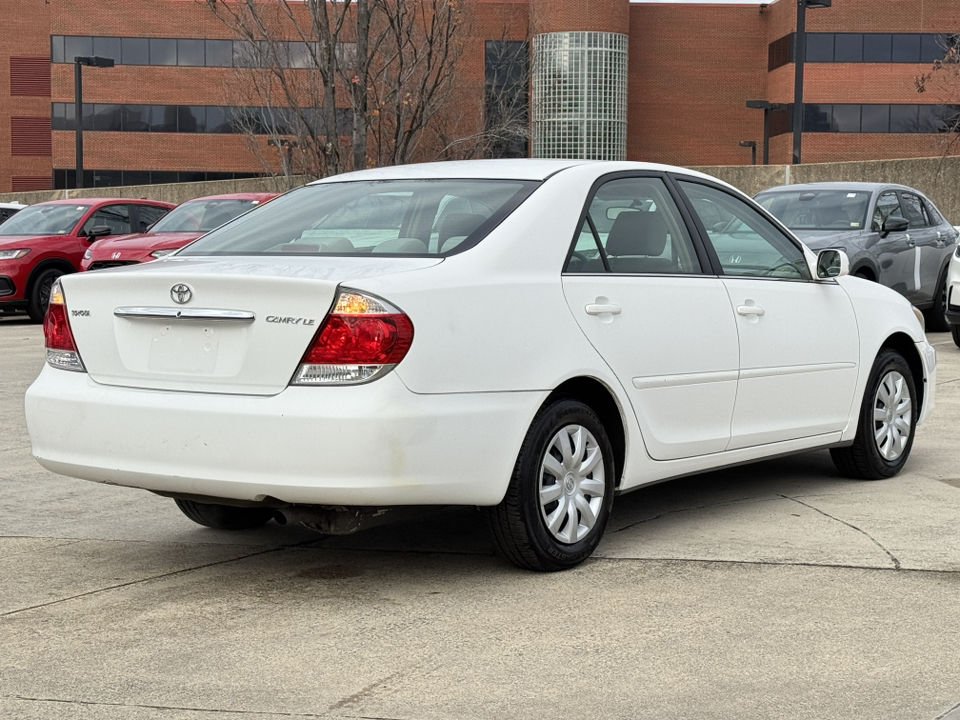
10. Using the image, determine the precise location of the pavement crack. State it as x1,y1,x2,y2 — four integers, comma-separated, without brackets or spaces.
327,670,407,713
612,495,777,533
5,694,328,717
779,494,901,570
0,539,318,618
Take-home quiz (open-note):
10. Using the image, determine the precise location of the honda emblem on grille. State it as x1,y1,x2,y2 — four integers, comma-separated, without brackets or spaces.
112,252,121,259
171,284,193,304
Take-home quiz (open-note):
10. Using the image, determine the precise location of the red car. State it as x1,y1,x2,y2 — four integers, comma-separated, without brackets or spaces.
0,198,174,321
82,192,277,271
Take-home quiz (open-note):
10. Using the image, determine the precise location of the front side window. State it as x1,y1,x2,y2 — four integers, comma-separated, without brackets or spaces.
756,189,870,230
680,181,809,280
565,176,701,274
178,180,538,257
81,205,131,235
0,204,91,236
873,191,903,230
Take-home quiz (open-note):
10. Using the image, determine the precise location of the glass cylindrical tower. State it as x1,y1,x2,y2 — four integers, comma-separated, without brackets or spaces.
530,1,629,161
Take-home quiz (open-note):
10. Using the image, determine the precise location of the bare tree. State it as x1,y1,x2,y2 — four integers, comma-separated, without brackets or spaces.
202,0,523,179
915,33,960,154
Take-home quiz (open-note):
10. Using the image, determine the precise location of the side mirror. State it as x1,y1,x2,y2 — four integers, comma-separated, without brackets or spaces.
815,248,849,279
85,225,113,239
880,216,909,238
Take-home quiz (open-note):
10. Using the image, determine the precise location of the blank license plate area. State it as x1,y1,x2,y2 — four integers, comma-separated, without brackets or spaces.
149,323,219,373
114,318,249,377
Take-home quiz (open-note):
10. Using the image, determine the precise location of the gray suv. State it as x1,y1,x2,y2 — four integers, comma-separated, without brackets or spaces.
756,182,958,330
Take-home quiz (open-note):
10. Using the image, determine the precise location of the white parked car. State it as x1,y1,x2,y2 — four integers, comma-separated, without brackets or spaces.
25,160,937,571
946,226,960,347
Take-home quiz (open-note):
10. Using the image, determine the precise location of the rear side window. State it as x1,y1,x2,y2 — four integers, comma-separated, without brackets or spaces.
899,192,930,228
178,180,538,257
566,176,701,274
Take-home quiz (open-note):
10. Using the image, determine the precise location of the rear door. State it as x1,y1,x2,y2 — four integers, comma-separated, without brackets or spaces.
561,174,740,461
676,179,859,450
871,191,918,301
898,190,941,304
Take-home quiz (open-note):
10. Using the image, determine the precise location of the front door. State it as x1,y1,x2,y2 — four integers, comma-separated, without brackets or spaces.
676,179,860,450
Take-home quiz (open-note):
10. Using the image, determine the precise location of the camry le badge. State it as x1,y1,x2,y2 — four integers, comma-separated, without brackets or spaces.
171,284,193,304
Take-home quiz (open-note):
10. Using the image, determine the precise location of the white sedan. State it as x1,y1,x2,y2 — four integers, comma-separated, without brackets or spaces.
25,160,936,571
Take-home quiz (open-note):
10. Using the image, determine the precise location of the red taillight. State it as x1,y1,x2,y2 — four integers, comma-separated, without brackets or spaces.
43,281,85,372
292,290,414,385
44,301,78,351
302,314,414,365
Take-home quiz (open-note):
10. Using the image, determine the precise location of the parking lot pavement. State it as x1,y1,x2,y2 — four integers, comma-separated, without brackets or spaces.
4,316,960,720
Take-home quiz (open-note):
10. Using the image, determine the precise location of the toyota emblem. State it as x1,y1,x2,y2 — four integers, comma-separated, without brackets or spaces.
171,284,193,304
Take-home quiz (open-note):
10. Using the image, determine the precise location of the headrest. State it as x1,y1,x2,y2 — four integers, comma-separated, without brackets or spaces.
606,211,668,257
438,213,486,251
374,237,428,254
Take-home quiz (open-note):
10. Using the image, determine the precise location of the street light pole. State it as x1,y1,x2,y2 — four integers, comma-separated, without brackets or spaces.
746,100,783,164
73,56,115,189
792,0,831,165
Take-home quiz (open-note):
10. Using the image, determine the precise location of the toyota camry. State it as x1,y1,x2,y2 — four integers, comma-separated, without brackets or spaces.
24,160,936,571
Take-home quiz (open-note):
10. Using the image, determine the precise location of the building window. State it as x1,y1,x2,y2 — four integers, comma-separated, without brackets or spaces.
53,169,262,190
51,35,350,70
802,104,960,133
484,40,529,159
768,32,958,69
50,102,354,136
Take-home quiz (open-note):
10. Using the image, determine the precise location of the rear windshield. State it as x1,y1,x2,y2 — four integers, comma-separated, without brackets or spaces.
150,198,262,233
0,204,90,236
177,179,538,257
756,189,871,231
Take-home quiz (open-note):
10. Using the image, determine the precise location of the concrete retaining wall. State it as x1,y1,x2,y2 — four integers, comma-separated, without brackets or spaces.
3,156,959,221
694,155,960,223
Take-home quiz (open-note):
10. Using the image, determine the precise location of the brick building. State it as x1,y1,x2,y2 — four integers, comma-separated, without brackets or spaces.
0,0,958,193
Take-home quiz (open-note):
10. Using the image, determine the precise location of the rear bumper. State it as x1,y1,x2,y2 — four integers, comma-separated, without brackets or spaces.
25,368,543,507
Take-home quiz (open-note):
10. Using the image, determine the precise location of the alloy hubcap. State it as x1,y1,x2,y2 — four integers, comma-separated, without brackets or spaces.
538,424,605,545
873,370,912,461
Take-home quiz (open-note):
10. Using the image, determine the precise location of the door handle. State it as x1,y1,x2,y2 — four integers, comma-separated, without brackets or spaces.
906,234,914,247
585,303,621,315
736,305,765,316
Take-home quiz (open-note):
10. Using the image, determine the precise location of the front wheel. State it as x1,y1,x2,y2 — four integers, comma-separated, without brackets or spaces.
830,349,917,480
27,268,64,323
485,399,615,571
174,498,274,530
952,324,960,349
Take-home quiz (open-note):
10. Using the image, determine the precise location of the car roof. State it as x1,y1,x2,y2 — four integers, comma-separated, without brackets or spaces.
758,182,915,194
181,192,277,202
307,159,729,185
36,197,174,206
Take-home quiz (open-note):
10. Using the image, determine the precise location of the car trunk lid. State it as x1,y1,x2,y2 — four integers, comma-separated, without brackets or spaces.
60,256,440,395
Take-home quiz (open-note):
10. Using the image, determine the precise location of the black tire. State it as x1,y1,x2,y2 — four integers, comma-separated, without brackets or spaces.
925,266,950,332
485,399,615,571
830,349,917,480
27,268,64,323
952,324,960,349
174,498,274,530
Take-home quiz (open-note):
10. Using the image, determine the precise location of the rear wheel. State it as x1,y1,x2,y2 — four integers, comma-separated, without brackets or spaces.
485,399,615,571
174,498,274,530
830,349,916,480
27,268,64,322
